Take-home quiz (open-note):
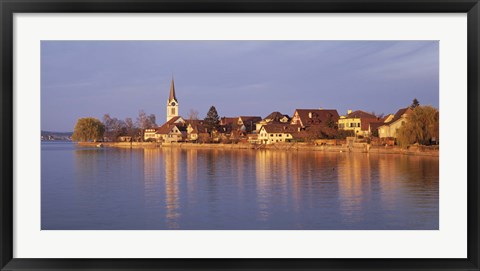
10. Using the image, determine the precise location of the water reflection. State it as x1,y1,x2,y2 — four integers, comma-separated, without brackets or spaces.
42,142,439,230
163,148,181,229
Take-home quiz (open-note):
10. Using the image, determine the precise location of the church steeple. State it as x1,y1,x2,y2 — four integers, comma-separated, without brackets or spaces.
168,78,177,103
166,78,179,122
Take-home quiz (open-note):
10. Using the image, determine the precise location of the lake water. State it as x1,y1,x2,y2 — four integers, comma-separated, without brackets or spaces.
41,142,439,230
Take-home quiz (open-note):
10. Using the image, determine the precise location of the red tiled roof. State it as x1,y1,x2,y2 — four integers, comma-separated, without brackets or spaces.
386,108,412,125
346,110,377,119
261,124,301,133
239,116,262,124
156,117,187,135
368,121,384,132
220,117,237,125
263,111,291,122
156,123,175,135
165,116,183,125
292,109,340,127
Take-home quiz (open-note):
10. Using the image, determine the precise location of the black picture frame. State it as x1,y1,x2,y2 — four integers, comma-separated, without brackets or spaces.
1,0,479,270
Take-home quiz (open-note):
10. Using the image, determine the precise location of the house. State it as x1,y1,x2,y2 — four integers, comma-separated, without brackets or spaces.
290,109,340,128
338,110,380,137
255,111,291,131
144,128,157,141
258,124,301,144
220,117,238,126
237,116,262,133
186,120,208,142
155,116,187,143
157,124,187,143
144,116,186,142
378,108,412,139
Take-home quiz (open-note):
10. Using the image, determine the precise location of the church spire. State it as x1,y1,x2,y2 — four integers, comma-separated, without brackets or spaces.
168,77,177,102
166,77,179,122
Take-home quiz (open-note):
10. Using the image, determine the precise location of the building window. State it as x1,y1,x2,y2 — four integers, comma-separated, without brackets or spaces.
171,108,175,115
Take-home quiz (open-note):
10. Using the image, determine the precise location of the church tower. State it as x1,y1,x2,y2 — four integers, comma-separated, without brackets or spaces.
166,78,179,122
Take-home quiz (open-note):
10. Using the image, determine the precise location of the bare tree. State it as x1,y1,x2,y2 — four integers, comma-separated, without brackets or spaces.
136,110,157,130
188,109,199,120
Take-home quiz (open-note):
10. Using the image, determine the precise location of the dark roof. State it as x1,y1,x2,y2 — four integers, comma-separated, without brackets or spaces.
239,116,262,124
189,123,209,134
369,121,384,131
386,107,412,125
263,111,291,122
156,123,175,134
168,78,177,102
165,116,183,125
292,109,340,127
346,110,377,119
156,116,186,134
220,117,237,125
185,119,204,126
261,124,300,133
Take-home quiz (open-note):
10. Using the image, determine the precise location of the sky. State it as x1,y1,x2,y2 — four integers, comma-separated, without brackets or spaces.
41,41,439,132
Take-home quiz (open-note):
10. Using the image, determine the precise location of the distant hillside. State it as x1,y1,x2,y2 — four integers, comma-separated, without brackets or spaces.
41,131,73,141
41,131,73,137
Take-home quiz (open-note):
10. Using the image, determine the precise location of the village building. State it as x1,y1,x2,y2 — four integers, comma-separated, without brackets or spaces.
186,120,208,142
144,128,157,141
144,79,190,142
219,117,238,136
237,116,262,133
258,124,301,144
219,116,261,135
290,109,340,128
156,121,187,143
255,111,291,132
338,110,380,137
144,116,185,142
378,107,412,139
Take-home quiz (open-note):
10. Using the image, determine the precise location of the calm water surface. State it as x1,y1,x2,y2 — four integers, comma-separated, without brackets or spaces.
41,142,439,230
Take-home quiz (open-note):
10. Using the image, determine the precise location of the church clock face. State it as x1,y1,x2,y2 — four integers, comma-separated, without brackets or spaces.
171,102,176,106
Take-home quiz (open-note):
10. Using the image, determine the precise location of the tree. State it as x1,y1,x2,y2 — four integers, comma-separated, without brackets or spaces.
188,109,199,120
124,117,136,137
136,110,156,130
103,114,127,141
410,98,420,109
72,117,105,142
396,105,439,147
204,106,220,133
147,114,156,127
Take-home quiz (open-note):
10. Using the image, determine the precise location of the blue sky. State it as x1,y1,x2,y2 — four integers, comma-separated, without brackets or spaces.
41,41,439,132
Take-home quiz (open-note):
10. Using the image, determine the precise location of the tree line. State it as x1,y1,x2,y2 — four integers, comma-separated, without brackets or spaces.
72,110,157,142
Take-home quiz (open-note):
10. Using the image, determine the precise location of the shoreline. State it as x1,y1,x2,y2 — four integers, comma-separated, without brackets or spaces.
76,142,439,157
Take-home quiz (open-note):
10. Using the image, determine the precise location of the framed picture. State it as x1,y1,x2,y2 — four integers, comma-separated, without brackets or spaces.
1,0,479,270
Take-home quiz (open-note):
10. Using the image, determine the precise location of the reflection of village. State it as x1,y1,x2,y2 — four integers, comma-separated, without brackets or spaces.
141,79,433,148
137,146,438,229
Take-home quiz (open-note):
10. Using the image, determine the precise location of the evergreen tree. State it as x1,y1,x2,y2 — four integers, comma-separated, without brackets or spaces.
204,106,220,132
411,98,420,109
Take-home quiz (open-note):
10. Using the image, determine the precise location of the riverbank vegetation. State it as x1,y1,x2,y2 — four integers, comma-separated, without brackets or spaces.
396,105,439,147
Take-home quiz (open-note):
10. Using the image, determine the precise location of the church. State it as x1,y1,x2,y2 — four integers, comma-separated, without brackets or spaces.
166,78,179,122
143,79,205,142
